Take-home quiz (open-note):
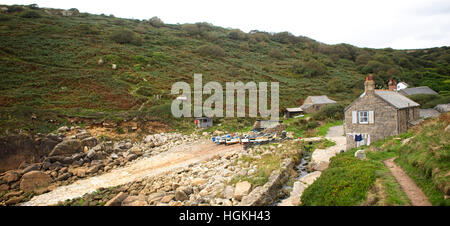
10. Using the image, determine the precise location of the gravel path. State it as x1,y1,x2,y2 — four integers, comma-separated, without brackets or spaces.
383,157,432,206
22,140,242,206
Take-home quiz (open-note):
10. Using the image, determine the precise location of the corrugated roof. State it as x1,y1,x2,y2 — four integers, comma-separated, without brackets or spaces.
399,86,438,96
308,95,337,104
285,107,303,112
375,90,420,109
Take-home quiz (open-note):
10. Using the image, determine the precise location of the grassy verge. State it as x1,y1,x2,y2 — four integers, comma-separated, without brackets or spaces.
316,120,343,137
300,140,410,206
394,114,450,206
301,113,450,206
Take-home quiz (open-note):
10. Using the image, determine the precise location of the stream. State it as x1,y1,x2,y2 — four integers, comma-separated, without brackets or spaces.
272,150,312,205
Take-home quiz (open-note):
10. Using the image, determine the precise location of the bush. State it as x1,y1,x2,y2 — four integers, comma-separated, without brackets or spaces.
408,94,450,109
21,10,41,18
149,16,164,27
78,24,100,35
269,49,284,59
7,6,24,13
110,29,142,45
292,59,327,77
182,24,200,36
270,32,299,44
313,104,344,120
196,44,226,57
228,29,247,40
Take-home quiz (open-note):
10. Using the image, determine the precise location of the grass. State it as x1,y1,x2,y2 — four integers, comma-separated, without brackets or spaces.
394,114,450,206
300,147,410,206
316,120,343,137
300,113,450,206
301,150,378,206
0,4,449,134
285,117,342,138
230,141,304,186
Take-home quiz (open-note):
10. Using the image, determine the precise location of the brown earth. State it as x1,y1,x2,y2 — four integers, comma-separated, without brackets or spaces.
383,157,432,206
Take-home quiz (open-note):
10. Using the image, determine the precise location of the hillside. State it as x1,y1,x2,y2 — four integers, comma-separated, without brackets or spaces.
0,4,449,135
300,113,450,206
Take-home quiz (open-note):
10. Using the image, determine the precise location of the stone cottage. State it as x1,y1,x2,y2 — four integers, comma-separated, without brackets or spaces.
300,95,337,113
344,74,420,150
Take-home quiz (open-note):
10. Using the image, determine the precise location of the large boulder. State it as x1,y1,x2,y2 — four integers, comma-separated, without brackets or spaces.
19,171,52,192
354,150,366,160
121,195,148,206
191,178,207,186
81,137,98,148
1,170,21,184
234,181,252,201
21,163,41,174
434,104,450,113
49,139,82,156
105,192,128,206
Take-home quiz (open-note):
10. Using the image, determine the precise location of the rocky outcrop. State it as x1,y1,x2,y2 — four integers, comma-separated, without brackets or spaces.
49,139,82,156
0,134,38,173
19,171,52,193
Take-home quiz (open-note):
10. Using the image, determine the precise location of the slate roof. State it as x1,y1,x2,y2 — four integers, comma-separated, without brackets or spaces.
399,86,438,96
308,96,337,104
375,90,420,109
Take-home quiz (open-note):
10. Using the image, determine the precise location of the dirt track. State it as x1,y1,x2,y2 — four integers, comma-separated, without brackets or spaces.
383,157,432,206
22,139,243,206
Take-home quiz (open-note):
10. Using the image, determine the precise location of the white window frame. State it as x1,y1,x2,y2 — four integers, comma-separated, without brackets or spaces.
358,111,369,124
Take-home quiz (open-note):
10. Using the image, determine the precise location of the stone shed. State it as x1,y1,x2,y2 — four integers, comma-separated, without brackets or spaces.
300,96,337,113
344,74,420,150
195,117,213,129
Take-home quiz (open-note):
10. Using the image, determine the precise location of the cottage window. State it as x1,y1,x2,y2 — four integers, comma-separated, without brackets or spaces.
358,111,369,124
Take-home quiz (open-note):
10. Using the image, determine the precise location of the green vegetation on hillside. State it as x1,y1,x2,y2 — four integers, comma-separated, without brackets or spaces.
408,94,450,109
0,4,449,134
300,113,450,206
395,114,450,206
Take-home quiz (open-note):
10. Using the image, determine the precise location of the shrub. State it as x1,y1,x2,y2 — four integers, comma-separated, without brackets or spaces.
313,104,344,120
148,16,164,27
228,29,247,40
7,6,24,13
110,29,142,45
270,32,299,44
269,49,284,59
292,59,327,77
21,10,41,18
196,44,226,57
182,24,200,36
78,24,100,35
408,94,450,109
